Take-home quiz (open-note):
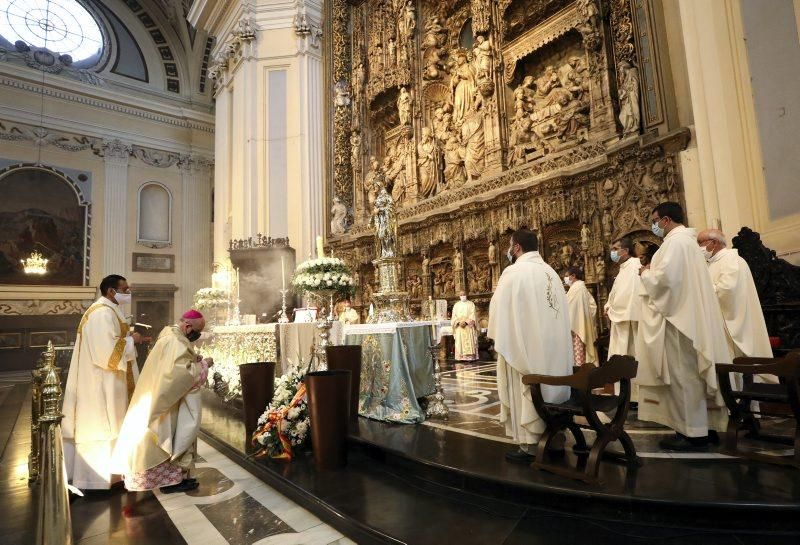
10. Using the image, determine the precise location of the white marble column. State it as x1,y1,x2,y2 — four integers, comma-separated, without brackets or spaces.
101,139,131,276
298,38,323,262
213,87,232,266
180,155,214,312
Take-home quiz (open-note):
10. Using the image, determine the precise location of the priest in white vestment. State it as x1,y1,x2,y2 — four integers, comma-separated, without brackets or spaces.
337,299,360,325
697,229,773,360
63,274,141,490
451,291,479,361
605,237,641,398
111,310,210,493
564,268,598,365
635,203,732,451
489,228,573,463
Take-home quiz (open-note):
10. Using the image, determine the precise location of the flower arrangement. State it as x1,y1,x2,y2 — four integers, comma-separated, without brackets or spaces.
193,287,230,311
251,370,310,461
292,257,355,296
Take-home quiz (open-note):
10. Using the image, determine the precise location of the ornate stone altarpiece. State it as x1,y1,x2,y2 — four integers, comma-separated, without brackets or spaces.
323,0,686,322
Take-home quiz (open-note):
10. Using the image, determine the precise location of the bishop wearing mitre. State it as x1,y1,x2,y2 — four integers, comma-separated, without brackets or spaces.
451,291,479,361
564,267,598,365
636,203,731,451
111,310,211,493
697,229,773,361
489,229,573,463
63,274,140,490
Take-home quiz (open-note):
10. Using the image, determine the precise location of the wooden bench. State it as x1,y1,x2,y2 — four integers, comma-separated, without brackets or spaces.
522,355,640,484
715,351,800,468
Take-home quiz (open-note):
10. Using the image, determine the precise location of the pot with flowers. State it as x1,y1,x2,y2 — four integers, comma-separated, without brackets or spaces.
292,255,355,369
193,287,230,326
251,364,310,460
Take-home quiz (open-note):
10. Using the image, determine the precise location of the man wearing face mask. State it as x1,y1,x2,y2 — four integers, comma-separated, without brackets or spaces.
697,229,773,364
451,291,479,361
635,202,731,451
564,267,598,365
111,310,212,493
605,237,641,359
488,229,573,463
63,274,142,490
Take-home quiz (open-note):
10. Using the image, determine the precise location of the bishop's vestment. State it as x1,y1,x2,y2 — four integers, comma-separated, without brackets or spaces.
451,299,479,361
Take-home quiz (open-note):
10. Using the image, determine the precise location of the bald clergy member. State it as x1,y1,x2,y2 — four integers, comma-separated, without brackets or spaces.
564,267,598,365
111,310,211,493
452,291,479,361
489,228,573,463
63,274,141,490
636,203,731,451
697,229,773,361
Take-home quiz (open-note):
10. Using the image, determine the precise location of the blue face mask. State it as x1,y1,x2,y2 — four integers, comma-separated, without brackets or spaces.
610,250,620,263
651,219,665,238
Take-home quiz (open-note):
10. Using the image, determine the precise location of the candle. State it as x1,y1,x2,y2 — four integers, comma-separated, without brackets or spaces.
236,267,240,301
281,255,286,290
316,235,324,258
428,296,436,342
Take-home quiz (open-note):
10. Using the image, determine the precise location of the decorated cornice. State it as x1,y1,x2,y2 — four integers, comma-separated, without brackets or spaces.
0,75,214,134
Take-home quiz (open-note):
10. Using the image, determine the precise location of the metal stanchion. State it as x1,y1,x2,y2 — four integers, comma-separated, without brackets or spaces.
28,354,45,483
36,341,72,545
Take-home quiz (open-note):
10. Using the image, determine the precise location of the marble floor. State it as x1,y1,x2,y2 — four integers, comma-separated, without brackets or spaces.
429,359,797,460
0,371,353,545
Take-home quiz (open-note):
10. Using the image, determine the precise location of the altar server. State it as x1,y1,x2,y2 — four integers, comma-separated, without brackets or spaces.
697,229,773,361
338,299,360,325
605,236,641,359
63,274,141,490
489,228,573,463
565,267,598,365
111,310,211,493
636,203,731,451
451,291,479,361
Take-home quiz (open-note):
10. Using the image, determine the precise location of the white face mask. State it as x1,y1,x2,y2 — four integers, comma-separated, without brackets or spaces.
459,295,467,302
651,219,666,238
701,247,713,261
114,292,132,306
563,276,573,287
610,250,620,263
506,248,514,264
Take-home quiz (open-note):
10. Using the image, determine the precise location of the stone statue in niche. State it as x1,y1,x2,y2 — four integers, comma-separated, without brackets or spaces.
354,62,366,94
370,179,398,258
351,130,362,171
334,80,351,107
560,243,574,270
365,156,382,211
602,207,613,240
423,47,446,80
453,248,463,273
443,135,467,188
331,196,348,235
421,250,430,278
581,223,591,250
595,255,606,281
433,106,452,142
397,86,412,125
618,60,641,136
450,52,477,124
473,35,493,82
388,37,397,67
418,127,442,198
402,1,416,39
460,104,486,180
577,0,600,31
565,56,589,104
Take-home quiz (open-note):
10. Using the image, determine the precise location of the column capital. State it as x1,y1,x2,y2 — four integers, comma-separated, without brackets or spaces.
97,139,132,164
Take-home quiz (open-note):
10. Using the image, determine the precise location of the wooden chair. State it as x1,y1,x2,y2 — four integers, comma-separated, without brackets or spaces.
715,351,800,468
522,355,640,484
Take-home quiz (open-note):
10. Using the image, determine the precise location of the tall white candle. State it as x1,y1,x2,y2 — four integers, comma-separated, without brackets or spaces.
281,255,286,290
316,235,324,258
236,267,240,301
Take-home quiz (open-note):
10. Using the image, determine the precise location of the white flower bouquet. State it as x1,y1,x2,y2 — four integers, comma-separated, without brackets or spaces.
292,257,356,297
251,370,309,460
193,287,230,311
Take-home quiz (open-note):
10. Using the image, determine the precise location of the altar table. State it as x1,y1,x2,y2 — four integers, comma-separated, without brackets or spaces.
342,322,435,424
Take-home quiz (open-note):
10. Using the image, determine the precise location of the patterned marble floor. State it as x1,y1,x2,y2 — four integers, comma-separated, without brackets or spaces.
0,371,354,545
149,440,355,545
426,360,797,460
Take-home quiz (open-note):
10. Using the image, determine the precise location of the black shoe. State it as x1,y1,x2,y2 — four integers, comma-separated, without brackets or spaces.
708,430,720,445
659,433,709,452
505,448,535,464
160,479,199,494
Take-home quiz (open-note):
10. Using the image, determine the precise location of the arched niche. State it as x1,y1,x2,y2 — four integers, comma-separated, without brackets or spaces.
0,165,89,286
137,182,172,248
